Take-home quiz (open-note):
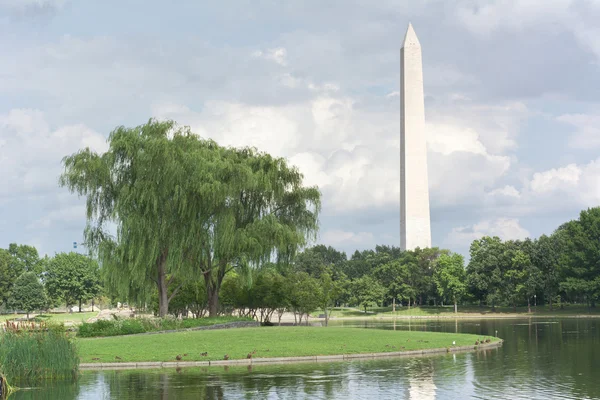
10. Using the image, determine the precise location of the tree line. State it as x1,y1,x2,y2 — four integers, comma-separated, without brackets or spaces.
0,248,101,318
2,206,599,319
149,202,600,320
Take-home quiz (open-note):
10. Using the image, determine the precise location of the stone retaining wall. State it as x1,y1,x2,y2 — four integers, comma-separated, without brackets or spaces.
80,339,503,370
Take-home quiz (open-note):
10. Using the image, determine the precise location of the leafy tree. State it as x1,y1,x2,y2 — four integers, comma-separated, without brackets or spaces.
372,256,413,311
559,208,600,308
532,234,563,310
166,278,207,318
350,275,386,313
60,119,320,317
434,253,466,313
287,271,321,325
8,243,43,275
0,249,20,306
466,236,509,310
413,247,449,305
294,245,347,278
7,272,47,319
503,246,529,311
317,269,346,326
44,252,101,312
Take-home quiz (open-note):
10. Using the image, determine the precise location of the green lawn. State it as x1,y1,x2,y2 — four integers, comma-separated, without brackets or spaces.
36,312,99,323
0,314,25,321
317,305,600,318
76,327,497,363
1,312,99,324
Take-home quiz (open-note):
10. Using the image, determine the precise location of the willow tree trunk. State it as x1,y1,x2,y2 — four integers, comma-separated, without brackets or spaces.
528,298,531,313
156,252,169,318
207,287,219,317
453,297,457,314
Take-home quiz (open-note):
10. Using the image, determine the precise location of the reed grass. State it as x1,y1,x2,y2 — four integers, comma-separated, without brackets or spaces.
0,373,16,399
0,321,79,382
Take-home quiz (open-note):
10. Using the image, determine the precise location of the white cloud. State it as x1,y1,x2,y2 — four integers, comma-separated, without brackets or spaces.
524,159,600,208
455,0,600,61
445,218,530,247
529,164,581,193
252,47,288,66
0,109,107,198
557,113,600,149
320,229,374,247
488,185,520,198
0,0,67,11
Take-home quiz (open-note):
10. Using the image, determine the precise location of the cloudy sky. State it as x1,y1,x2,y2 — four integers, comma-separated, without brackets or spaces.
1,0,599,259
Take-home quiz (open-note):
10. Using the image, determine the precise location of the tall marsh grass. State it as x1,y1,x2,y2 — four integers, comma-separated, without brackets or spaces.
0,321,79,382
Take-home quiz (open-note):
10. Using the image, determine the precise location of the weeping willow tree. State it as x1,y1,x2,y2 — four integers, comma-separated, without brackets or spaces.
60,119,320,317
181,145,321,316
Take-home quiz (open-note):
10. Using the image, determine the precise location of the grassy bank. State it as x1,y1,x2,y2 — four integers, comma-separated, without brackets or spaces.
318,305,600,318
77,327,497,363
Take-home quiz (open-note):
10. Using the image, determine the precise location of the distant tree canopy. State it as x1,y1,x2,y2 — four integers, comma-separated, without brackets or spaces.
8,272,47,319
59,119,321,317
0,243,44,306
44,252,101,312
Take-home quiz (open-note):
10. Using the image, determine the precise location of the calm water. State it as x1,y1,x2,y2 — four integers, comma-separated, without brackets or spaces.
10,318,600,399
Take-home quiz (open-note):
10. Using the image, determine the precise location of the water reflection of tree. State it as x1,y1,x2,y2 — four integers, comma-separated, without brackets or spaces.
470,319,600,400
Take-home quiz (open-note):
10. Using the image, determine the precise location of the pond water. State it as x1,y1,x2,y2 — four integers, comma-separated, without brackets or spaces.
9,318,600,399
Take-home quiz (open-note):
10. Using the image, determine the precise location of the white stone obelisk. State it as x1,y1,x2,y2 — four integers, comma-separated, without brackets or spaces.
400,23,431,251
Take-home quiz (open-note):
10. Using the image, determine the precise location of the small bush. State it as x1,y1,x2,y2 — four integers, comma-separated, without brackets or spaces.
77,316,254,337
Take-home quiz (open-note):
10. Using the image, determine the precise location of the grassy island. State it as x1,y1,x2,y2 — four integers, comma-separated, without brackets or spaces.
77,327,498,363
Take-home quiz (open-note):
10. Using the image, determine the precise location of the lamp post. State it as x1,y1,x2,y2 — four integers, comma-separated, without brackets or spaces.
534,294,537,311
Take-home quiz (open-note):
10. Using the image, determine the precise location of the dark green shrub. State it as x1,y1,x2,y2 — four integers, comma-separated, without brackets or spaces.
77,316,253,337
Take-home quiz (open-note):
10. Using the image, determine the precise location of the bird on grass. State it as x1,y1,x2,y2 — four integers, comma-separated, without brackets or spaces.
201,352,208,356
224,354,230,360
115,356,122,360
452,341,456,346
247,353,252,359
176,355,182,361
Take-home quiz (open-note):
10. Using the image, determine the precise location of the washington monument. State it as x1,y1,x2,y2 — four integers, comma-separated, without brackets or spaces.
400,23,431,251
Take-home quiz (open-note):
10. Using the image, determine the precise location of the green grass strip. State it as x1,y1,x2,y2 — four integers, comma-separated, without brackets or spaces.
77,327,497,363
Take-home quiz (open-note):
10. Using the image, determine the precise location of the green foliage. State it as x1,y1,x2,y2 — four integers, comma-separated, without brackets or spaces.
434,253,466,312
7,244,44,275
76,316,253,338
7,272,47,318
165,279,208,318
287,271,321,323
350,275,386,313
558,208,600,306
44,252,101,311
59,119,321,317
0,330,78,382
0,244,43,308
